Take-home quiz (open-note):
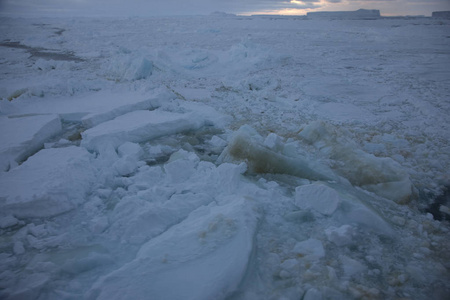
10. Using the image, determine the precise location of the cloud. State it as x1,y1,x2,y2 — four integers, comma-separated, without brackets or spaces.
1,0,449,16
1,0,324,16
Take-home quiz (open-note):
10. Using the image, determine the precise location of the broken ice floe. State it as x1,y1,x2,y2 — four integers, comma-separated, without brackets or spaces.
81,99,231,154
0,146,96,219
295,183,340,216
106,51,154,82
218,125,335,181
1,89,164,126
81,110,205,152
88,198,258,300
298,121,415,204
0,114,62,171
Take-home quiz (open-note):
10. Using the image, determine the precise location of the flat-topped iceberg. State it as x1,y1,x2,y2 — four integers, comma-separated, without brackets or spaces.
307,9,381,20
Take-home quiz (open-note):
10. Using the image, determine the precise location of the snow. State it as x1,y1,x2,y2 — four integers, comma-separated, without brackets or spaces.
0,15,449,300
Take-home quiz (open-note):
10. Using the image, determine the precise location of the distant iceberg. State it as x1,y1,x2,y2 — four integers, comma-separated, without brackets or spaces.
210,11,236,17
432,11,450,19
307,9,381,20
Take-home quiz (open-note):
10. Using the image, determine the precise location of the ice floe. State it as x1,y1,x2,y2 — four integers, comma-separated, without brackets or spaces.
89,198,258,300
0,146,96,219
0,114,61,171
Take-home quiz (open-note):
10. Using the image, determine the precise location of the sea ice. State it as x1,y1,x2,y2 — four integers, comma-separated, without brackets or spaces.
219,125,334,181
1,15,449,300
0,114,61,171
81,110,206,152
325,225,354,246
106,54,154,82
299,121,414,203
294,183,340,216
292,238,325,260
1,90,163,126
164,149,200,183
0,146,96,218
88,198,258,300
340,255,368,278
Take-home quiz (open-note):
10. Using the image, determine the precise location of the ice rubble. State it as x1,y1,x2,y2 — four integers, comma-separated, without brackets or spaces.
219,125,398,237
220,123,414,204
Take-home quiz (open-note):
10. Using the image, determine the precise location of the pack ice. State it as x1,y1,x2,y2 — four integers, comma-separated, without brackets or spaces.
0,15,449,300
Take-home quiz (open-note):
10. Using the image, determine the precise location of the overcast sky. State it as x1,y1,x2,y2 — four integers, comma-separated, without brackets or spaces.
1,0,449,17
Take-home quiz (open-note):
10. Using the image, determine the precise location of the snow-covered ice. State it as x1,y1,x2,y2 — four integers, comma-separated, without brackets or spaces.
0,14,449,300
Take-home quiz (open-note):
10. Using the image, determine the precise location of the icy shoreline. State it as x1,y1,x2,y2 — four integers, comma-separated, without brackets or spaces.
1,15,449,299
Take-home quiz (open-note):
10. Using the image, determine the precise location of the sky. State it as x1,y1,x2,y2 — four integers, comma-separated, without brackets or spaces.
0,0,449,17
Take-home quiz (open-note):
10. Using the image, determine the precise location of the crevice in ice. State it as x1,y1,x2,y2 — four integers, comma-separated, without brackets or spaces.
141,127,226,166
44,120,86,147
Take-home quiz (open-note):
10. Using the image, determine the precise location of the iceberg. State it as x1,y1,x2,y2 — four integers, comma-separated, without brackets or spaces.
432,11,450,19
307,9,381,20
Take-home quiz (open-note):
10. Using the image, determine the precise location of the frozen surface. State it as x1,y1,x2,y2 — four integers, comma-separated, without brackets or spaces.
0,15,449,300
